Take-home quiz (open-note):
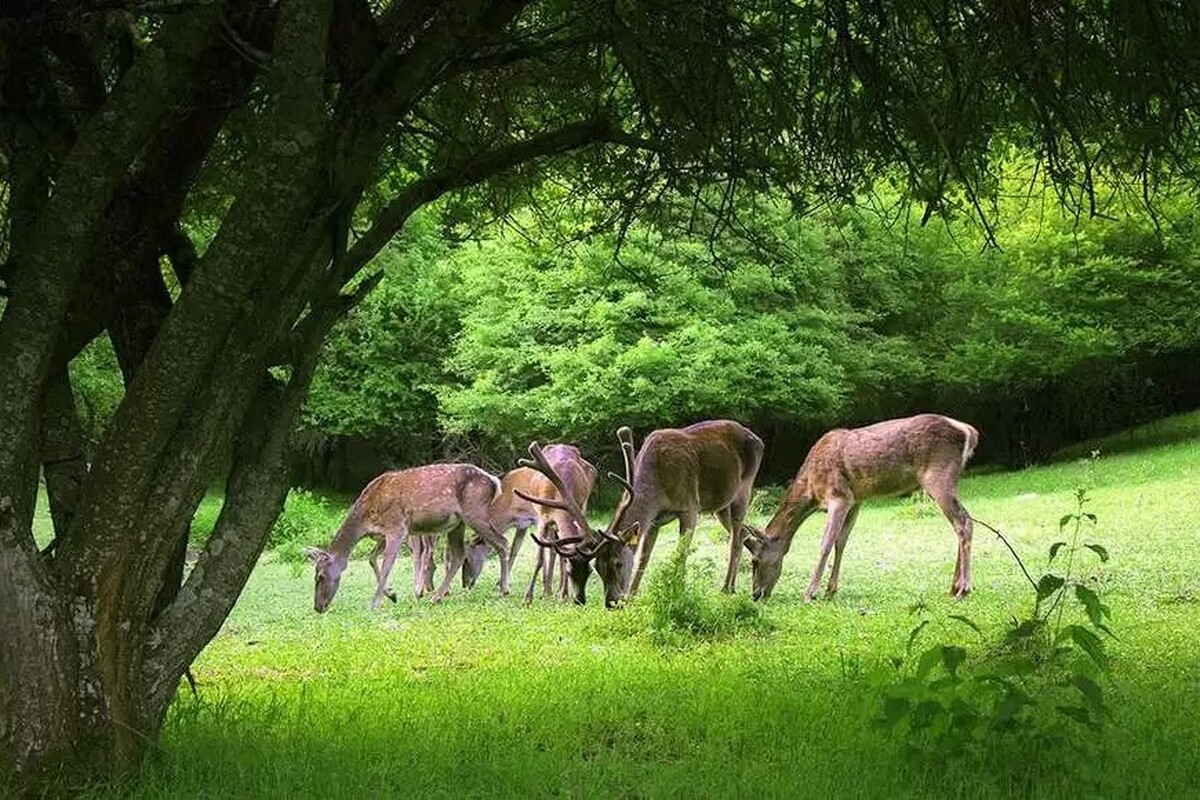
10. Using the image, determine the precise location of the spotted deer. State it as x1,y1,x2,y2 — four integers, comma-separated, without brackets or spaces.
521,420,764,606
744,414,979,602
306,464,510,611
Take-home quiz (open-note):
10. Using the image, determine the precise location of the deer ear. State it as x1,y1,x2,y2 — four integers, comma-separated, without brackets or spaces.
620,522,640,546
305,547,329,565
742,536,762,555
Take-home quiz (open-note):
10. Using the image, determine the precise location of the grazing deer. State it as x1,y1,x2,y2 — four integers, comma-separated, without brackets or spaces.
306,464,511,611
515,444,598,604
743,414,979,602
517,437,635,608
521,420,764,605
459,467,543,589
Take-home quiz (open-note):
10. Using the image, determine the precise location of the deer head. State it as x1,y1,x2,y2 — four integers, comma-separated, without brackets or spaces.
306,547,345,613
742,525,787,601
517,434,637,607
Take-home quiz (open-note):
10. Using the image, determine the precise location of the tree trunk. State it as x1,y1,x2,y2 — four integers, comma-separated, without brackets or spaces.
0,1,577,789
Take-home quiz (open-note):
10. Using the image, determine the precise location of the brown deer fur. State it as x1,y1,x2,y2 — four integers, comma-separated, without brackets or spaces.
307,464,510,611
745,414,979,601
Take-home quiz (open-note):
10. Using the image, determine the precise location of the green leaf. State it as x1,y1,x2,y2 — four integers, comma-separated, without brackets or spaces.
948,697,979,730
941,645,967,677
1059,513,1075,530
1036,574,1066,601
1084,543,1110,563
1082,513,1098,525
948,614,982,635
882,695,910,727
1070,675,1107,716
916,646,942,680
906,619,929,654
1067,624,1109,671
989,656,1038,678
911,699,942,731
1056,705,1096,728
1006,618,1042,642
1074,584,1112,630
1048,541,1067,562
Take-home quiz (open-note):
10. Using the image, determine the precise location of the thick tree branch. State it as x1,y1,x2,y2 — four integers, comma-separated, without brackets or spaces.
0,8,220,551
339,115,648,287
39,366,88,542
56,0,328,575
146,297,340,705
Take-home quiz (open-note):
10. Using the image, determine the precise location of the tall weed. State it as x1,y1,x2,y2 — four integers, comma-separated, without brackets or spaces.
643,544,771,645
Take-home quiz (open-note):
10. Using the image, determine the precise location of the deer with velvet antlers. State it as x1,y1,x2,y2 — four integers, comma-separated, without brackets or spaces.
511,444,599,604
520,420,764,607
306,464,511,611
743,414,979,602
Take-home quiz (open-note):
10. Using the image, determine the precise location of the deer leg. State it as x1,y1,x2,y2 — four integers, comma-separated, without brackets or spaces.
921,471,974,598
718,497,750,594
558,554,570,602
805,501,852,602
430,526,467,603
410,536,431,599
367,535,398,604
928,489,974,598
674,509,700,574
367,537,386,587
371,533,404,610
524,549,542,605
628,525,661,597
825,505,861,599
539,521,556,599
508,524,528,574
465,513,511,597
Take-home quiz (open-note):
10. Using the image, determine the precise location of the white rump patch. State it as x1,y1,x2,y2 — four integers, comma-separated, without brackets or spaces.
945,418,979,468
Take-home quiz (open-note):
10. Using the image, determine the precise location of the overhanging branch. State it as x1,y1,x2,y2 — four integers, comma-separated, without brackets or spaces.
338,115,662,290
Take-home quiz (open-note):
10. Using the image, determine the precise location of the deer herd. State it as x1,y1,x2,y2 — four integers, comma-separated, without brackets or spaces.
307,413,981,613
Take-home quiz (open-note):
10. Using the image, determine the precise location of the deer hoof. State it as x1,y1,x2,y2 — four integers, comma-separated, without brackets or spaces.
386,590,398,603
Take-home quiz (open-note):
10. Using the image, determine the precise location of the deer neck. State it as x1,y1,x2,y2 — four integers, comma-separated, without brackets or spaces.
764,471,816,547
327,504,368,563
611,488,658,539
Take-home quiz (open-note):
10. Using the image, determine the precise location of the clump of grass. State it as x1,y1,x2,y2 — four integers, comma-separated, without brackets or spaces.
642,544,771,645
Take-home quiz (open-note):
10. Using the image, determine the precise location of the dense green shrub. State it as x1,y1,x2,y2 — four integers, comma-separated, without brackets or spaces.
642,544,771,645
269,489,346,565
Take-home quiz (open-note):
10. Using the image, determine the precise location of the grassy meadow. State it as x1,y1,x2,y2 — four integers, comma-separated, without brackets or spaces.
73,413,1200,798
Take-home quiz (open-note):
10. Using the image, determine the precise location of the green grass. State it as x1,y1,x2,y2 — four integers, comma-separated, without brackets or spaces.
69,414,1200,798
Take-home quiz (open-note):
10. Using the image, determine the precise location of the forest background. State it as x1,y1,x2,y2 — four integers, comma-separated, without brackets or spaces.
72,183,1200,489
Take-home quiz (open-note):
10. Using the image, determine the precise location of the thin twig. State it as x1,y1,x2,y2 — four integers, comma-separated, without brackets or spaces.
971,516,1038,592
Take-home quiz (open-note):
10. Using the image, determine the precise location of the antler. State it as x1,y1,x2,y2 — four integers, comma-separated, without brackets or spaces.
608,426,636,493
517,442,595,540
530,532,600,558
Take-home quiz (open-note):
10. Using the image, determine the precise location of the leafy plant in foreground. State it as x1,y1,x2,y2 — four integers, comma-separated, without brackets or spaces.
882,487,1115,788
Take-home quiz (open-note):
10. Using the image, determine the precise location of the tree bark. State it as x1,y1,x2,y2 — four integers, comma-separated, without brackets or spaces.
1,1,616,790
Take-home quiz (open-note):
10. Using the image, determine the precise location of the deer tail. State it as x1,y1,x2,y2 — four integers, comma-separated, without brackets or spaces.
948,419,980,469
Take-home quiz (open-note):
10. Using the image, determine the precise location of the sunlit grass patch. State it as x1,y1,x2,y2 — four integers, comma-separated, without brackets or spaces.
74,412,1200,798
